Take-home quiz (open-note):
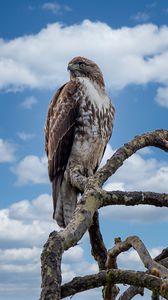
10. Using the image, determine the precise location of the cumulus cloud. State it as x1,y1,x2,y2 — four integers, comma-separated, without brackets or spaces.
0,194,98,299
0,138,16,163
13,155,48,185
0,247,40,263
21,96,38,109
102,144,168,194
0,20,168,106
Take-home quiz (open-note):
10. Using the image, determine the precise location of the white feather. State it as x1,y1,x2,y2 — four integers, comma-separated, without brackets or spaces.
78,77,110,109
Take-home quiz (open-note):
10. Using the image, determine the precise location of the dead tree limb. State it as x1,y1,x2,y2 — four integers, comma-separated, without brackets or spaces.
40,232,64,300
40,129,168,300
94,129,168,187
61,269,168,299
118,286,144,300
99,190,168,208
106,235,168,278
88,211,107,270
114,244,168,300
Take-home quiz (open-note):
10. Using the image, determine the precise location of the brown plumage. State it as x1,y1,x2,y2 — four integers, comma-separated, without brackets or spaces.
45,56,115,227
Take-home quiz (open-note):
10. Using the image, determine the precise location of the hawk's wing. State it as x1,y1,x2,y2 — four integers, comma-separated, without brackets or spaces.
45,81,79,216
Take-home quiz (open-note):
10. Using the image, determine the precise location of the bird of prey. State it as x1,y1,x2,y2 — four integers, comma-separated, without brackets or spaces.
45,56,115,227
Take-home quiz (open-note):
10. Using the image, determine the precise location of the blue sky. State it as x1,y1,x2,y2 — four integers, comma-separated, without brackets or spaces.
0,1,168,300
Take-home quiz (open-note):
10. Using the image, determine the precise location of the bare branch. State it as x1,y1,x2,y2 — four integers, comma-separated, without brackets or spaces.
103,284,120,300
61,269,168,299
118,286,144,300
98,190,168,208
88,211,107,270
107,236,168,278
159,258,168,269
103,238,120,300
40,231,64,300
155,248,168,262
116,242,168,300
94,129,168,187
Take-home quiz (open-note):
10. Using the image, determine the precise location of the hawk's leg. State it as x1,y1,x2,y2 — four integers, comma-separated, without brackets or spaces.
68,161,88,192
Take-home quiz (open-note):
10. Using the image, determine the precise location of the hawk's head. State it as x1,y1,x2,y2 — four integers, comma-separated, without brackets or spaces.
68,56,105,88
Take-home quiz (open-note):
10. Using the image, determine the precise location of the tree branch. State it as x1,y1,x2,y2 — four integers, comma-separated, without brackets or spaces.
40,231,64,300
88,211,107,270
106,236,168,278
155,247,168,262
94,129,168,187
103,238,120,300
98,190,168,208
118,286,144,300
61,269,168,299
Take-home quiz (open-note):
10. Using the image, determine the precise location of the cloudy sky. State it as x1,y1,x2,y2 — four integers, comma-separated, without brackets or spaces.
0,0,168,299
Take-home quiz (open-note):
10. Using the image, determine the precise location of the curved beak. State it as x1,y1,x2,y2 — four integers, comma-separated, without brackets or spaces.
67,63,78,72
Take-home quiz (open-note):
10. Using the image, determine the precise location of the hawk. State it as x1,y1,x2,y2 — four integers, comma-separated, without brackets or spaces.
45,56,115,228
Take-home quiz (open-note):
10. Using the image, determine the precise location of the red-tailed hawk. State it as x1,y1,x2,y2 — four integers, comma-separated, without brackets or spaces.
45,56,115,227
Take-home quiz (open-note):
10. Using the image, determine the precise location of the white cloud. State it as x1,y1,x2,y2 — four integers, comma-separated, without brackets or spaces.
13,155,48,185
100,143,168,223
102,144,168,194
0,190,166,300
101,205,168,223
0,138,16,163
17,132,35,141
0,194,99,299
155,85,168,107
42,2,71,14
118,246,163,271
21,96,38,109
104,181,125,191
0,208,55,247
0,247,40,263
9,194,52,221
63,245,84,264
42,2,61,14
131,12,150,23
0,20,168,105
0,193,61,252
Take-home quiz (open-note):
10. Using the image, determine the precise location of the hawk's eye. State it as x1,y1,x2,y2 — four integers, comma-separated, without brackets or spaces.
78,62,85,68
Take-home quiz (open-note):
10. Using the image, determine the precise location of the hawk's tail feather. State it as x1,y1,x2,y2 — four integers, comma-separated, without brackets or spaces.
53,178,78,228
52,173,63,220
